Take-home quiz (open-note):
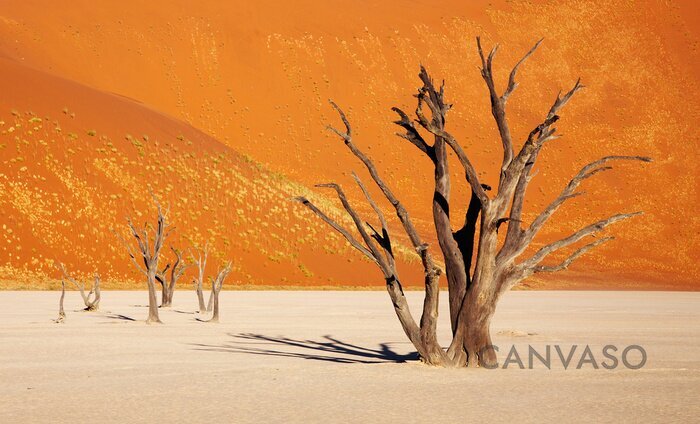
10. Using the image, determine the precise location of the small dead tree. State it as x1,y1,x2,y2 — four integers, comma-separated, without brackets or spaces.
297,38,650,367
206,281,215,312
117,195,171,324
156,247,189,308
54,280,66,323
206,262,232,323
190,242,209,314
56,263,101,311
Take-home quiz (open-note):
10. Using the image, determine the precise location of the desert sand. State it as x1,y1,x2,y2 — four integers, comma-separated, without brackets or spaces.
0,290,697,423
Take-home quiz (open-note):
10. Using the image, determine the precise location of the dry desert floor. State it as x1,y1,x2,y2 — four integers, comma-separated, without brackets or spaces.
0,290,698,423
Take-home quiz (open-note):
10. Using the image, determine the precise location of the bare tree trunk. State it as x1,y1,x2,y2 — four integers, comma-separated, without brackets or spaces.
194,278,206,312
90,274,101,311
146,270,161,324
460,289,498,368
158,276,167,307
206,282,215,312
209,283,220,323
190,243,209,314
54,280,66,324
158,247,188,308
206,263,232,323
162,275,174,307
161,287,173,307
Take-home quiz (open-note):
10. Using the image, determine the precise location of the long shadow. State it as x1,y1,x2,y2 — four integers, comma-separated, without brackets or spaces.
191,333,418,364
106,314,136,321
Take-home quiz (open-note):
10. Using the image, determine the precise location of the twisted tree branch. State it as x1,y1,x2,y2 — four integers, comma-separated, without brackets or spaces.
534,236,614,273
519,212,642,272
504,156,652,261
294,196,376,262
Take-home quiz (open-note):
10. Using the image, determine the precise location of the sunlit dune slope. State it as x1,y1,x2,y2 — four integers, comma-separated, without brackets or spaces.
0,0,698,288
0,56,399,288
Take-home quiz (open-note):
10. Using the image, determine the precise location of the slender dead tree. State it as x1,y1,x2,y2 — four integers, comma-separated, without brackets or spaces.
296,38,650,367
54,280,66,323
56,263,101,311
117,195,171,324
190,242,209,314
205,262,232,323
156,247,189,308
206,279,215,312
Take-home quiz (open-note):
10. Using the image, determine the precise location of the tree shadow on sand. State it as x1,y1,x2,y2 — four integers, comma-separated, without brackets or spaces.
105,313,136,321
191,333,418,364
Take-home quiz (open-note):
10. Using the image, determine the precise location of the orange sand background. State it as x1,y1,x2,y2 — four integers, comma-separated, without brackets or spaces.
0,0,698,289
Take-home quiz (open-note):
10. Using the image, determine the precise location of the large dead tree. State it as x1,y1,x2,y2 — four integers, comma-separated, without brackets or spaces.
56,263,101,311
155,247,189,307
296,38,650,367
117,196,171,324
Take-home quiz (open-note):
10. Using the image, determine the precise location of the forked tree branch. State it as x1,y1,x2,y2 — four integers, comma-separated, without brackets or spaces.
392,107,434,159
509,79,585,177
504,156,652,261
115,224,148,275
398,69,489,206
503,39,543,102
528,156,650,235
351,173,395,270
519,211,642,273
477,36,543,172
327,100,438,259
499,78,587,255
315,183,391,275
534,236,614,273
294,196,376,262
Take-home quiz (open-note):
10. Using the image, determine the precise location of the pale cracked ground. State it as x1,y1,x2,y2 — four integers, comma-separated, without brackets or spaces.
0,291,698,423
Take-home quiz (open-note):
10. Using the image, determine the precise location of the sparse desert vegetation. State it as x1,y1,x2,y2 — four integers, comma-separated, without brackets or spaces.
0,101,378,289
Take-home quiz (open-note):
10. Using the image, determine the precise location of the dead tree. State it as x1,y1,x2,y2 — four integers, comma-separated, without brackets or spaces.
206,282,215,312
190,242,209,314
56,263,101,311
156,247,189,307
296,38,650,367
117,195,171,324
54,280,66,323
206,262,232,323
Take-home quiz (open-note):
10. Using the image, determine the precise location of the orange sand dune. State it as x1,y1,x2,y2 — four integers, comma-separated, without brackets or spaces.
0,0,698,289
0,56,393,288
